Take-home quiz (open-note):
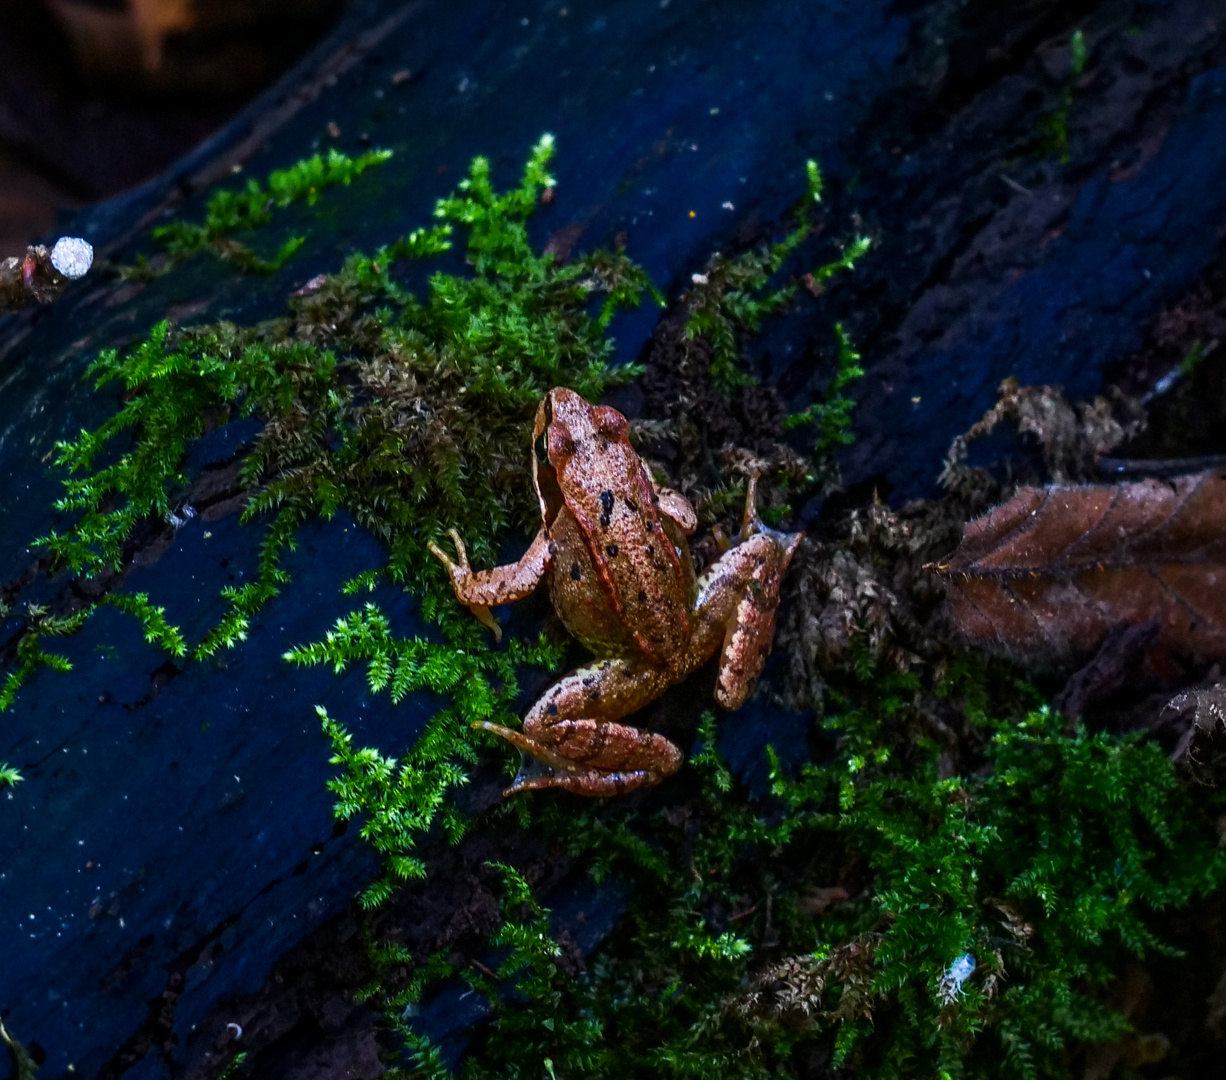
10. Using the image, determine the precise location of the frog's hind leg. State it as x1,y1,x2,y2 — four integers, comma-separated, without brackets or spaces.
690,489,803,711
473,658,680,797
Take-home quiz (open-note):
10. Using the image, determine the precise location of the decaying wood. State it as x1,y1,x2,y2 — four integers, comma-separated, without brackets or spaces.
933,470,1226,665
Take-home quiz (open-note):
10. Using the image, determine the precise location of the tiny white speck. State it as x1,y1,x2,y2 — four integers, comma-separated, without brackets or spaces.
50,237,93,279
721,201,735,211
691,273,709,285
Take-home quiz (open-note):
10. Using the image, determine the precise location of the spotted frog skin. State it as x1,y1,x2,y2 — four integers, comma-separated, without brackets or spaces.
429,388,802,796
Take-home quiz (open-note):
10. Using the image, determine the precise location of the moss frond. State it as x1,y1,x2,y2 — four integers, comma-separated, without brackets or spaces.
147,148,393,273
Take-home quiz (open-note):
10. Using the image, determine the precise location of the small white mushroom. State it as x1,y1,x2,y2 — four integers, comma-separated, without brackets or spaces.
50,237,94,280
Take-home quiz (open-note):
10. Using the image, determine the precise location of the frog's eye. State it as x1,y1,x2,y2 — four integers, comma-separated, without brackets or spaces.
594,406,628,441
534,431,549,465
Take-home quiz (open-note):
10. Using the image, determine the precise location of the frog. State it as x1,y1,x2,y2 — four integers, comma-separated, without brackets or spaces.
428,387,803,797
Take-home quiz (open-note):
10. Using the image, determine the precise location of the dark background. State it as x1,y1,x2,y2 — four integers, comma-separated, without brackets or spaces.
0,0,347,253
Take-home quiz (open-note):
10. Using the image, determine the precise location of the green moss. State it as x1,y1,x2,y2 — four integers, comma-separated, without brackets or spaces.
685,160,869,396
133,147,392,276
15,135,648,678
307,616,563,906
782,322,865,457
217,1052,247,1080
378,661,1226,1079
0,596,182,712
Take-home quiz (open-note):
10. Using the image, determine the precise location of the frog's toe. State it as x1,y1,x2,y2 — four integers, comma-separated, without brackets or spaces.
446,529,472,570
472,720,572,771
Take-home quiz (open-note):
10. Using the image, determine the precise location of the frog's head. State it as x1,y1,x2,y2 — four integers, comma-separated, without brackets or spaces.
532,388,635,526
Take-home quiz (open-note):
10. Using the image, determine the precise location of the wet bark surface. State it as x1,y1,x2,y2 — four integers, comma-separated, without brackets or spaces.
2,0,1225,1076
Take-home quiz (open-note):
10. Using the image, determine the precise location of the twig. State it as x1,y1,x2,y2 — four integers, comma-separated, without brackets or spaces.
469,958,502,982
1097,454,1226,479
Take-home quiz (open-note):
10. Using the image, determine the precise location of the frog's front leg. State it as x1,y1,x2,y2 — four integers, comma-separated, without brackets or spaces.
474,658,681,796
428,526,552,642
689,483,803,709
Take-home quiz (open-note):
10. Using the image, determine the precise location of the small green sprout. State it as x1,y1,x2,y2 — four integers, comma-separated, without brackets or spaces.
1040,28,1089,163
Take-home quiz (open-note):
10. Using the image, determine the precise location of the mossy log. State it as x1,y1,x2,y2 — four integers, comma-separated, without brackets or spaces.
2,0,1226,1076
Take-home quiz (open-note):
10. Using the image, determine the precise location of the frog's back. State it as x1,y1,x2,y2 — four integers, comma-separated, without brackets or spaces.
552,455,693,668
547,508,636,652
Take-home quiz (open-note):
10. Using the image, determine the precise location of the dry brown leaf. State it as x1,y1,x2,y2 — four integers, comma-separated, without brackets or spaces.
933,469,1226,665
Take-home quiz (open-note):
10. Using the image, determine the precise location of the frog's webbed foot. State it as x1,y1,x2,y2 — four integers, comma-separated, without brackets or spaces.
473,659,681,797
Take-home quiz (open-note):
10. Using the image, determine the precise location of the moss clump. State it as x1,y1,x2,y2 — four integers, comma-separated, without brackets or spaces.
308,620,563,905
377,666,1225,1079
684,160,869,397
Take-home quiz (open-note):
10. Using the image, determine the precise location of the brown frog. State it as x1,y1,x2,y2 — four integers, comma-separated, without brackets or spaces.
429,388,803,796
